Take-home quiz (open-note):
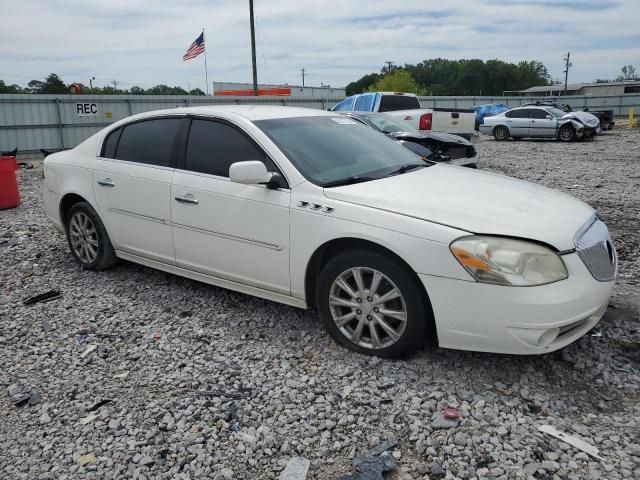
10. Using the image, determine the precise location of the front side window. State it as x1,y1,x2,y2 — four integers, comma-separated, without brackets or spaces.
115,118,182,167
530,109,549,119
185,119,271,177
255,116,429,186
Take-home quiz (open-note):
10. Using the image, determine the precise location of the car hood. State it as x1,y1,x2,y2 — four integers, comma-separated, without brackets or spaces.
323,165,594,250
387,130,472,146
562,111,599,128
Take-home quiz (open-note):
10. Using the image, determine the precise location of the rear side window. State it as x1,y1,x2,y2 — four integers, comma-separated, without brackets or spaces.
506,109,530,119
115,118,182,167
101,127,121,158
332,97,355,112
185,119,271,177
378,95,421,112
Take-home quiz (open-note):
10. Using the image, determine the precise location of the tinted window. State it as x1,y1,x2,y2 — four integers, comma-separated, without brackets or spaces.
102,127,121,158
378,95,421,112
185,119,268,177
530,109,549,119
115,118,182,167
507,109,530,119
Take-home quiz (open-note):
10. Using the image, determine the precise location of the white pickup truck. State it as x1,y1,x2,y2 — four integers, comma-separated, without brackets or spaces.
330,92,478,140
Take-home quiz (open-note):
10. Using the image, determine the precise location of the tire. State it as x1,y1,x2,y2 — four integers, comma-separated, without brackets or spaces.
316,249,433,358
558,125,576,142
65,201,117,270
493,126,509,141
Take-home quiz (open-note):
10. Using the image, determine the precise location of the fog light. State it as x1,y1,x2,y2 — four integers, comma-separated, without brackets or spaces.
538,328,559,347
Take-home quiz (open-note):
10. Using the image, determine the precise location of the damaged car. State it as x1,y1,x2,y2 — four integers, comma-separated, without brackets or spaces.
480,106,600,142
341,112,478,168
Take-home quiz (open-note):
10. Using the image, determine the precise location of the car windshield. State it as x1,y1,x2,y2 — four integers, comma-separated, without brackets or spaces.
547,107,566,118
255,116,429,187
360,113,419,134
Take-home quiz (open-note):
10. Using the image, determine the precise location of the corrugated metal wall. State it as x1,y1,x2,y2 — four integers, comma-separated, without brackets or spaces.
1,93,639,152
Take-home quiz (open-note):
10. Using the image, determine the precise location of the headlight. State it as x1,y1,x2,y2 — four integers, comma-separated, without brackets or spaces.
450,236,568,286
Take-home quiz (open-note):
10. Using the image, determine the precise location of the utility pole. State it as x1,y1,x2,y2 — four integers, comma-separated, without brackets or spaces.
300,68,306,87
384,60,394,74
89,76,95,93
112,79,119,91
563,52,571,96
249,0,258,96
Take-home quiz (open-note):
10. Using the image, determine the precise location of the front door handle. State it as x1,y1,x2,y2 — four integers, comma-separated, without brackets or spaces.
174,195,199,205
97,179,115,187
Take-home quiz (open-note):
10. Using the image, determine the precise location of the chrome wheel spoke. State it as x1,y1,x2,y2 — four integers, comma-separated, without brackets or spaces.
335,311,357,327
379,308,407,322
335,276,358,299
369,271,382,297
369,322,382,348
374,314,401,342
329,295,358,309
351,318,365,343
373,288,400,306
351,268,366,296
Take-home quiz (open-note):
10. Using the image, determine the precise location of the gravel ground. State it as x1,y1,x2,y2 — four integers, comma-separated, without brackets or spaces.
1,127,639,480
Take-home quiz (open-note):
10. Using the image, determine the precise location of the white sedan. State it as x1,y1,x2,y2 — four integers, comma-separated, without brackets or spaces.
43,106,616,357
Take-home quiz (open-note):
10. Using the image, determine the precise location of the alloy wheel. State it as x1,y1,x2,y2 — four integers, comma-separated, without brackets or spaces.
328,267,407,349
69,211,99,264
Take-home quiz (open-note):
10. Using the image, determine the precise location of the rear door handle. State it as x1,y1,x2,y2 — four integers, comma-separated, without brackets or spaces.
174,195,199,205
97,179,114,187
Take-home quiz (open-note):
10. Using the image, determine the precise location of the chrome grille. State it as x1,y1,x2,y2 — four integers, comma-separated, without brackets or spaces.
575,216,617,282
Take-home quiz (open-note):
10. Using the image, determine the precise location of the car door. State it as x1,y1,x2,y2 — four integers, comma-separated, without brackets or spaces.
505,108,531,136
93,117,184,264
529,108,558,137
170,117,291,294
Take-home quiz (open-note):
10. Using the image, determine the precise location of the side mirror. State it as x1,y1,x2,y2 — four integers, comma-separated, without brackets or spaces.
229,161,271,185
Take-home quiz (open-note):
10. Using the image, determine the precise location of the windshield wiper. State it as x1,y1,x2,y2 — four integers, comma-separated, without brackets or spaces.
322,175,377,188
385,163,426,177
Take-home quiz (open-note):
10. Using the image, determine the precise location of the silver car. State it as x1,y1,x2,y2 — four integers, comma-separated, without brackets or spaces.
479,106,600,142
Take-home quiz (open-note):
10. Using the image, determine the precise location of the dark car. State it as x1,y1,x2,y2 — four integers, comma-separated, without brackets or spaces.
340,112,478,168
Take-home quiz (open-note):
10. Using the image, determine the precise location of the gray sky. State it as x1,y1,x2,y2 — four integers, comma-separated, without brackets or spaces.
1,0,639,91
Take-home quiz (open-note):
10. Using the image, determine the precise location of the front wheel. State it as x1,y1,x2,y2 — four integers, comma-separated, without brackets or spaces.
316,249,433,358
493,126,509,141
558,125,576,142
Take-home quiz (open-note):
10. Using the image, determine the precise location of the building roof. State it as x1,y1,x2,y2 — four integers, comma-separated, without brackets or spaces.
520,80,640,93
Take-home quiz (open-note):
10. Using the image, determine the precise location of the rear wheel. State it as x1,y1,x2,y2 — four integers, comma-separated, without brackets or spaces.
558,125,576,142
316,249,432,358
493,126,509,141
65,202,117,270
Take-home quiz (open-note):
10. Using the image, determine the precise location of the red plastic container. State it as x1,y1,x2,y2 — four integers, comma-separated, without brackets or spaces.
0,155,20,209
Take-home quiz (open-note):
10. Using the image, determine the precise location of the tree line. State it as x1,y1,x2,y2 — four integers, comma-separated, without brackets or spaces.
347,58,552,96
0,73,206,96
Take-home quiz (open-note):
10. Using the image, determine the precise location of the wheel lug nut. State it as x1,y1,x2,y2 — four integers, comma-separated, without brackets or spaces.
366,315,372,321
356,298,362,303
367,296,373,302
356,309,362,315
374,307,379,313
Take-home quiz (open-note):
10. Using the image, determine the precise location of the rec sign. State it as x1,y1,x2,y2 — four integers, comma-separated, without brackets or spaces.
76,103,98,117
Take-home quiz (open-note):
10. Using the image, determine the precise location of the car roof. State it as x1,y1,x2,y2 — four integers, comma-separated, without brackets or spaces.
122,105,337,122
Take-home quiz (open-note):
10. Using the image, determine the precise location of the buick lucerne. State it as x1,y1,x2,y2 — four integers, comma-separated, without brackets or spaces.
43,106,616,357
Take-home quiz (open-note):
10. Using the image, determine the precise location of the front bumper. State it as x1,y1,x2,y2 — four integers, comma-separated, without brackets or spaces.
420,253,613,354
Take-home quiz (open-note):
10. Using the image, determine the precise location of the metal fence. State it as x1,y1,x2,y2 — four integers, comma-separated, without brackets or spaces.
1,93,639,153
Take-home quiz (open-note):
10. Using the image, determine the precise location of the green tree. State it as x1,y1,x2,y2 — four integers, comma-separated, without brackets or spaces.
129,86,146,95
146,84,188,95
367,70,425,94
0,80,23,93
345,73,379,96
189,88,206,95
27,73,67,94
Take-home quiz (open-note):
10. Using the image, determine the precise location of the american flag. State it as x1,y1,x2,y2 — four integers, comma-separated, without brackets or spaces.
183,32,205,61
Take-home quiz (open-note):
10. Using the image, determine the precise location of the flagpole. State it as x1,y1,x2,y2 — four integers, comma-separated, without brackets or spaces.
203,28,209,95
